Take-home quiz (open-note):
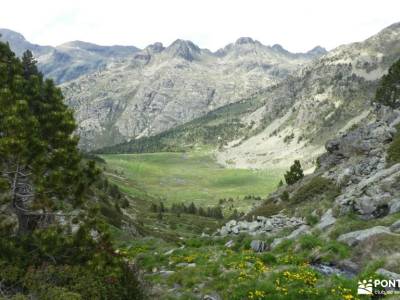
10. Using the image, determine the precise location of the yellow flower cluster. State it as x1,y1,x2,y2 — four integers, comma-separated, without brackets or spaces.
282,269,317,286
239,271,251,280
248,290,266,299
254,260,268,274
183,254,196,263
331,286,358,300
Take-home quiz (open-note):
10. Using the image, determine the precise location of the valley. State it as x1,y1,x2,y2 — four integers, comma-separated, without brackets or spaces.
102,151,283,210
1,18,400,300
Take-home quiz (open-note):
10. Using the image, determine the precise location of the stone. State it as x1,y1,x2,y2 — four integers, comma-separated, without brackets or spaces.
376,268,400,280
326,140,340,153
164,249,174,255
176,262,189,267
337,226,398,246
286,225,311,239
203,293,221,300
315,209,336,231
389,220,400,233
224,240,234,248
336,259,360,274
250,240,268,252
389,199,400,214
271,225,311,249
226,220,237,227
159,270,175,277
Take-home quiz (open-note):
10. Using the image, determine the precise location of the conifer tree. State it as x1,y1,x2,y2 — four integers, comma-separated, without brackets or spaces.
0,44,95,233
375,58,400,108
284,160,304,185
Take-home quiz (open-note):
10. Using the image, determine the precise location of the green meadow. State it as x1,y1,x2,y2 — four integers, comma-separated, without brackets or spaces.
101,151,283,211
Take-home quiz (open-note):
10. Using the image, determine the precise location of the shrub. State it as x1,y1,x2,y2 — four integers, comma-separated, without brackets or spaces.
291,176,340,204
387,125,400,165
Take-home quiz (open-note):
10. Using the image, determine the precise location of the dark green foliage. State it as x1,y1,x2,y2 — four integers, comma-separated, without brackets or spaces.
280,191,289,201
0,44,86,232
0,42,145,299
387,125,400,165
375,58,400,108
284,160,304,185
0,222,144,299
290,176,340,204
169,202,224,219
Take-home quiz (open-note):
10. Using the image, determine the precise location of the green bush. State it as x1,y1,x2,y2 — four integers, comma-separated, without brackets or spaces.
298,234,322,250
387,125,400,164
291,176,340,204
0,224,145,299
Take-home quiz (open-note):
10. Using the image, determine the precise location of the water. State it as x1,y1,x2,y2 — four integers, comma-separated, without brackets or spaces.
311,263,356,278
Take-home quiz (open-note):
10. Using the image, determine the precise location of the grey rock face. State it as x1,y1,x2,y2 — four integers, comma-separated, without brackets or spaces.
271,224,311,249
315,209,336,231
337,226,398,246
316,107,400,219
250,240,269,252
376,268,400,280
390,220,400,233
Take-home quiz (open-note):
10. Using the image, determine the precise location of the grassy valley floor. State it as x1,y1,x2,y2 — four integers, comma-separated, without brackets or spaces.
101,151,283,212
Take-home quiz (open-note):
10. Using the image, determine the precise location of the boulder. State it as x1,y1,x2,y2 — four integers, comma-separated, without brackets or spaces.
376,268,400,280
389,199,400,214
271,225,311,249
337,226,399,246
250,240,268,252
203,293,221,300
159,270,175,277
315,209,336,231
389,220,400,233
224,240,234,248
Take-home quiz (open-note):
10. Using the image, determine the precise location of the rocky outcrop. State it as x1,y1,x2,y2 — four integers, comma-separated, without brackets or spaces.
217,215,304,236
250,240,269,252
271,224,311,249
337,226,399,246
315,209,336,231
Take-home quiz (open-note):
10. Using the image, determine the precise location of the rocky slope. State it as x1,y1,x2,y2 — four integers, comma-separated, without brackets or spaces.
216,22,400,170
60,38,324,150
0,28,139,84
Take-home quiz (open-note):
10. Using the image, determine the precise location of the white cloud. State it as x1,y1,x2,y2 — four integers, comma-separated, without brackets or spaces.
1,0,399,52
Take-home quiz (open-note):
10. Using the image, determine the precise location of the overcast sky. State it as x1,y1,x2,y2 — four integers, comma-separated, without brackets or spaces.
1,0,399,52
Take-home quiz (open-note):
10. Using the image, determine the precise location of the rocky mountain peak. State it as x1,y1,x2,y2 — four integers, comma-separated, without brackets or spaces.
271,44,290,54
0,28,26,42
166,39,201,61
235,37,256,45
145,42,165,53
306,46,327,57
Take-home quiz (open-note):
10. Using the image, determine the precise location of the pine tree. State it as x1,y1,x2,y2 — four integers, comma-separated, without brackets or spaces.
375,58,400,108
284,160,304,185
0,43,91,233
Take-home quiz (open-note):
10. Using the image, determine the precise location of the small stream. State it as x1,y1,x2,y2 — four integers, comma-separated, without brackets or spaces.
311,263,356,278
